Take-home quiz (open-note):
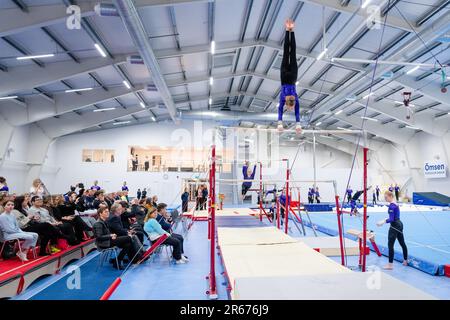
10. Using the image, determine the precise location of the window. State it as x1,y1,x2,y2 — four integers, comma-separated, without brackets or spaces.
82,149,115,163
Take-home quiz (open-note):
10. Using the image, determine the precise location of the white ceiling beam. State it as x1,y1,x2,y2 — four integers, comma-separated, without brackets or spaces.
359,100,449,137
311,10,450,123
0,55,129,97
302,0,417,33
0,0,211,38
333,113,415,145
37,105,148,138
168,70,334,96
393,74,450,107
2,85,145,126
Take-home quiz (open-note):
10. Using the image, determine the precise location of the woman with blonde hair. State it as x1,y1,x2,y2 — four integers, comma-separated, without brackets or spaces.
30,179,48,198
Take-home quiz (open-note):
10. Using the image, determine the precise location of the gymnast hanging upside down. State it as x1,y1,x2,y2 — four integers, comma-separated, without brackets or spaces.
278,19,302,135
350,186,371,216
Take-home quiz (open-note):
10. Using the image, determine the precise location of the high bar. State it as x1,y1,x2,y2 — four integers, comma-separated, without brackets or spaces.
216,178,337,184
218,126,362,135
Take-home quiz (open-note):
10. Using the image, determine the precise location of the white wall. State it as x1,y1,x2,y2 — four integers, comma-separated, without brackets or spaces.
375,131,450,197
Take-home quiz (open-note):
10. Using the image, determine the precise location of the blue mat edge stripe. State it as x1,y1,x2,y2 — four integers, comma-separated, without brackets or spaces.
299,218,442,276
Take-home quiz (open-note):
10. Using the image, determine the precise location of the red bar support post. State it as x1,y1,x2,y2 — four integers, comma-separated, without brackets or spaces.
207,145,217,298
362,147,369,272
284,159,289,234
334,195,345,266
259,162,263,222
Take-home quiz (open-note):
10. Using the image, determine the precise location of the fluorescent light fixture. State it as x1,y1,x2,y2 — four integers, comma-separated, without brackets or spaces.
140,102,146,108
113,121,131,125
362,92,374,99
316,48,328,61
405,125,418,130
94,43,107,57
335,110,343,115
17,53,54,60
406,66,420,74
316,121,322,126
337,127,352,131
123,80,131,89
211,41,216,55
295,81,299,86
65,87,93,93
93,107,116,112
151,116,156,122
361,116,378,122
276,103,280,107
361,0,372,9
0,95,18,100
209,77,214,85
209,98,212,105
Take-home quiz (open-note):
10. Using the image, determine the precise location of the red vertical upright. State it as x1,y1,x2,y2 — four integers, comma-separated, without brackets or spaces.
362,147,368,272
284,159,289,234
259,162,263,222
334,195,345,266
207,145,217,298
208,163,212,240
276,197,280,229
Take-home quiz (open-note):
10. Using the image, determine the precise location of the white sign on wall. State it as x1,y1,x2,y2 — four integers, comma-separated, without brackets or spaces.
423,161,447,179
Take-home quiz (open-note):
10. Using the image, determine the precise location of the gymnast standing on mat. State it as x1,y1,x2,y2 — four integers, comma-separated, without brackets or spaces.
377,190,408,270
278,19,302,134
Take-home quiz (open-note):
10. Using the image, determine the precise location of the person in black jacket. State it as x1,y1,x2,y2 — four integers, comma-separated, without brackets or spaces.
108,203,145,244
93,207,133,270
201,185,208,210
54,195,91,243
181,189,189,213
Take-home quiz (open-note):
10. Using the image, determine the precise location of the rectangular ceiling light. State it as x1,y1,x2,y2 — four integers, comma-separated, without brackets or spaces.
211,41,216,55
17,53,54,60
151,116,156,122
362,92,374,99
65,87,93,93
316,121,322,126
405,125,419,130
361,0,372,9
209,98,212,105
113,121,131,125
406,66,420,74
140,102,146,108
94,43,107,58
209,77,214,85
335,110,343,115
361,116,378,122
316,48,328,61
93,107,116,112
337,126,352,131
123,80,131,89
0,95,18,100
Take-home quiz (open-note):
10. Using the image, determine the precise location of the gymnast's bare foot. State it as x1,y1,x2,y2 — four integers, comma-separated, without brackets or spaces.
295,123,302,135
285,19,294,32
402,260,408,266
383,263,394,270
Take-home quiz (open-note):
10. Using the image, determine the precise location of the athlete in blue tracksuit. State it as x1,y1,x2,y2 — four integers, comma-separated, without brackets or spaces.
277,19,301,134
242,163,256,197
